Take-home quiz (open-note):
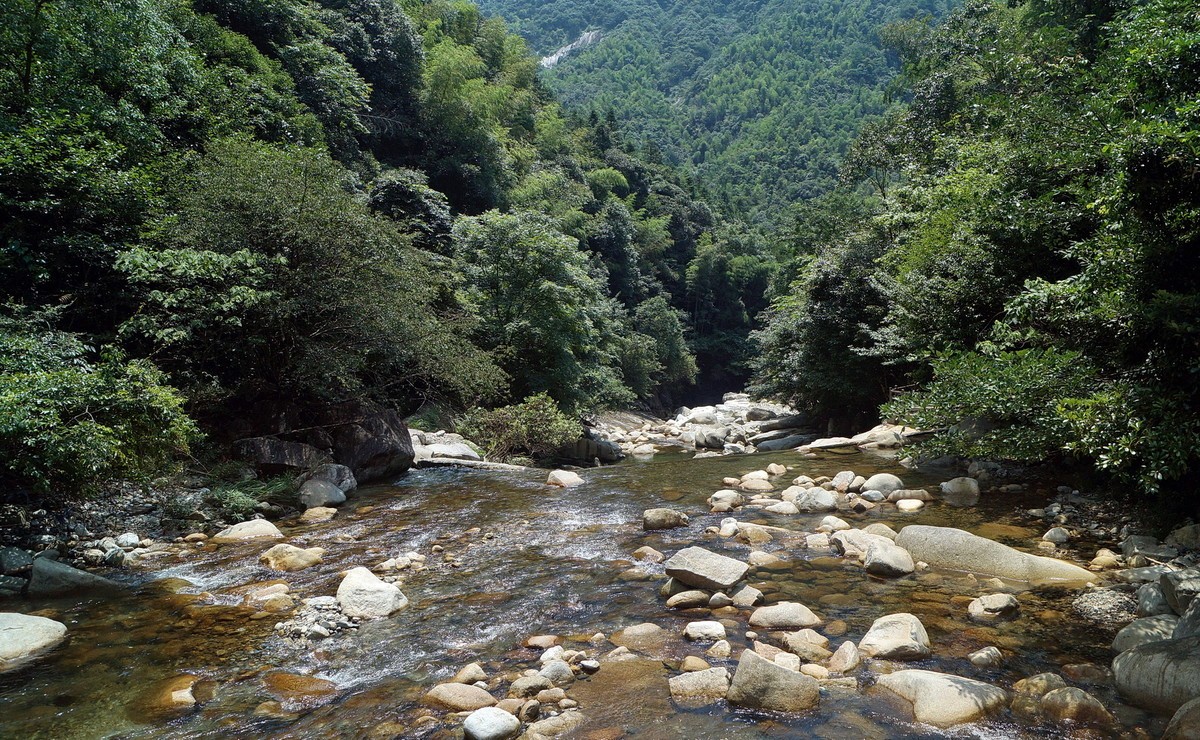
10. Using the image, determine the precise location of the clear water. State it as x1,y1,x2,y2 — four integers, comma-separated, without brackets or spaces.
0,450,1159,738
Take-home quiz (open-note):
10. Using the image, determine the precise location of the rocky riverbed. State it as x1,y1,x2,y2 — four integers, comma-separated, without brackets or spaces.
1,424,1198,739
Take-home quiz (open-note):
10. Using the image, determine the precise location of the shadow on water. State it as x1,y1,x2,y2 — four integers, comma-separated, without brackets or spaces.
0,450,1155,738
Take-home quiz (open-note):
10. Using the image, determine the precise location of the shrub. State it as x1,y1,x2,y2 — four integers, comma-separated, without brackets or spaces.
0,309,197,498
456,393,580,461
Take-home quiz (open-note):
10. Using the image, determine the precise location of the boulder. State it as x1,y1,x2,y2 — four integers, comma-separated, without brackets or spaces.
968,593,1020,622
1137,582,1174,617
300,507,337,524
863,523,899,541
547,470,584,488
538,659,575,686
1164,697,1200,740
1166,525,1200,551
863,540,915,577
336,567,408,618
1111,615,1179,652
305,463,357,493
831,529,893,560
969,646,1004,668
668,667,730,705
463,706,521,740
1161,569,1200,614
862,473,904,495
827,641,860,673
26,557,122,597
858,613,930,660
1113,635,1200,712
894,525,1094,586
683,621,726,642
664,547,749,591
1043,527,1070,544
212,519,284,543
425,682,497,711
1041,687,1113,725
1176,598,1200,639
887,489,933,503
331,408,414,483
232,437,326,475
298,479,346,509
877,670,1007,728
666,590,710,609
725,648,820,712
707,490,744,509
0,613,68,671
748,602,821,629
259,544,323,572
940,477,980,497
756,434,812,452
643,509,689,530
794,488,838,513
758,413,813,433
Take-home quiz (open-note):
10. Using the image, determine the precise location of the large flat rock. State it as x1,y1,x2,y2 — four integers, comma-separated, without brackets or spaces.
877,670,1008,728
27,557,122,597
664,546,748,591
894,525,1093,586
0,613,68,672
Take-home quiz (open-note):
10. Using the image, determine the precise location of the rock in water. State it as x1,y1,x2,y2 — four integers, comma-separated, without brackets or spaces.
1164,697,1200,740
1040,687,1113,725
1112,615,1179,652
858,613,930,660
336,567,408,618
668,667,730,705
748,602,821,629
259,544,323,571
643,508,689,530
894,525,1093,586
547,470,584,488
463,706,521,740
298,479,346,509
0,613,68,672
663,546,749,591
1113,635,1200,713
876,670,1007,728
211,519,284,543
26,557,122,597
863,540,915,577
862,473,903,495
425,683,497,711
968,593,1020,622
725,648,820,712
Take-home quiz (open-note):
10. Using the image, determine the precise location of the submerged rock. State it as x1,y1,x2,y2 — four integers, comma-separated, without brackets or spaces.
726,648,820,712
0,613,68,672
643,508,689,530
877,670,1007,728
668,667,730,705
894,525,1094,586
259,544,323,572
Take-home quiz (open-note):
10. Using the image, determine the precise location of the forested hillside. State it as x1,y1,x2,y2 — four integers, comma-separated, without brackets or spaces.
753,0,1200,497
0,0,772,496
478,0,953,222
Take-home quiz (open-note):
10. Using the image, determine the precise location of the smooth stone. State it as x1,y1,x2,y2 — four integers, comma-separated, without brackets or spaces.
1161,569,1200,614
1164,697,1200,739
781,633,833,663
706,640,732,658
683,621,726,642
725,648,820,712
539,659,575,686
1113,635,1200,712
1137,582,1174,617
864,540,915,577
663,546,749,591
940,477,980,497
821,515,851,532
896,499,924,512
863,473,903,495
1014,673,1069,697
336,567,408,618
463,706,521,740
0,613,68,672
969,646,1004,668
259,543,323,571
794,488,838,513
668,667,730,705
633,546,664,563
894,525,1094,586
1043,527,1070,544
211,519,284,542
1112,615,1179,652
643,508,689,530
666,590,710,609
877,670,1007,728
731,584,763,608
454,663,489,684
748,601,821,629
425,683,497,711
508,675,552,698
680,656,710,672
858,613,930,660
827,641,860,673
298,479,345,509
26,557,121,597
300,507,337,523
1175,598,1200,639
863,523,899,541
763,501,799,515
968,593,1019,622
1041,687,1112,725
546,470,584,488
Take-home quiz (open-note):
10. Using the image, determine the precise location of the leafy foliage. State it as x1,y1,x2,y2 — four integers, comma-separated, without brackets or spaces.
456,393,580,461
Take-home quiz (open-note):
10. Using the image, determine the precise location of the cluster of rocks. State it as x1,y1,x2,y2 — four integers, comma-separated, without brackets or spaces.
417,636,602,740
591,392,928,459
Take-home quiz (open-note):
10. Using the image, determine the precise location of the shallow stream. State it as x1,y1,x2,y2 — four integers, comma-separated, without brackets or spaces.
0,450,1159,738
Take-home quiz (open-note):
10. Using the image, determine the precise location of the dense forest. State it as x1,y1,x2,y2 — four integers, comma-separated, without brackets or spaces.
478,0,953,222
752,0,1200,498
0,0,774,496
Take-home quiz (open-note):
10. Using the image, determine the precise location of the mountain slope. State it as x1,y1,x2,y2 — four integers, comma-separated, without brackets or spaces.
478,0,953,222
